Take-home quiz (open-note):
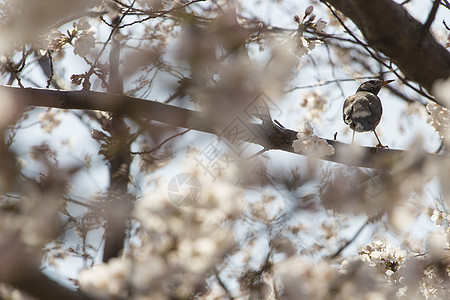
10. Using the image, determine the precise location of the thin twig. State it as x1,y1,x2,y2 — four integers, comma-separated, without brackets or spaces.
63,196,95,209
328,217,371,259
285,75,389,92
112,0,206,29
325,43,345,99
84,0,136,90
244,148,268,159
443,20,450,31
53,11,108,30
323,2,387,68
130,128,191,155
441,0,450,10
46,51,54,88
322,1,435,102
6,120,40,130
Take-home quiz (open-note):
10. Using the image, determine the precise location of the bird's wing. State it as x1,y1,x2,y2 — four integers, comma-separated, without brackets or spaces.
364,92,382,127
343,94,358,126
343,92,382,131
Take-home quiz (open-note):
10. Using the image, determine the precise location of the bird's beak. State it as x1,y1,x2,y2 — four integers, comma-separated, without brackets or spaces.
382,79,395,87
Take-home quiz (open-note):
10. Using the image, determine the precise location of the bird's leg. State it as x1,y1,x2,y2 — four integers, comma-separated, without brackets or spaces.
373,130,388,149
351,129,355,144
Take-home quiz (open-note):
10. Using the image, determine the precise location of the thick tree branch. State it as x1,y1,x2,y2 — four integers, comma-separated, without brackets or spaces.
322,0,450,99
1,86,442,170
102,15,131,263
2,86,213,132
321,1,435,102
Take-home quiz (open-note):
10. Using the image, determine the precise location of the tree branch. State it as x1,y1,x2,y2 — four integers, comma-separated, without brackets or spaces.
130,129,191,155
1,86,442,170
322,0,450,99
327,216,374,259
322,1,435,102
423,0,441,34
101,14,131,263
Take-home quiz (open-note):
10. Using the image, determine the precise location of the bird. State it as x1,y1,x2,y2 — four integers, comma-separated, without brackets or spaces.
343,79,394,148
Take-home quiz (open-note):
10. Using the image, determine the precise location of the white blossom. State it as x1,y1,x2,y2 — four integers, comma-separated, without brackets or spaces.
315,18,327,33
276,258,337,299
79,257,132,298
316,139,335,156
73,32,95,57
426,102,450,142
297,121,314,137
342,240,408,285
293,122,334,156
291,6,326,57
73,19,96,57
430,209,446,226
295,35,311,57
76,18,91,31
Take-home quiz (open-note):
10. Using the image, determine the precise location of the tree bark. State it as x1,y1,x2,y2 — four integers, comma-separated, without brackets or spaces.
323,0,450,95
102,16,132,263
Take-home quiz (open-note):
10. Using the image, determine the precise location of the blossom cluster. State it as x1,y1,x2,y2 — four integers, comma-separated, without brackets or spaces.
39,109,62,134
79,257,132,298
427,102,449,142
355,240,407,282
339,239,450,299
32,18,96,58
276,258,338,299
431,209,450,227
292,121,335,156
292,5,327,57
79,162,244,298
300,90,328,123
263,236,450,300
429,209,450,253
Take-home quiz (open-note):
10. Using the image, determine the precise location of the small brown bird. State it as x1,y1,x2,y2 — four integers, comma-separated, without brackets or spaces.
343,79,394,148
